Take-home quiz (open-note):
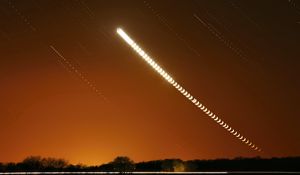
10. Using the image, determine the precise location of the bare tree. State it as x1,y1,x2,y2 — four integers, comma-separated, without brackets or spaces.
111,156,135,172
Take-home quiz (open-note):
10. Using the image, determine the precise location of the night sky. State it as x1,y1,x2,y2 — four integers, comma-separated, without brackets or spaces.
0,0,300,165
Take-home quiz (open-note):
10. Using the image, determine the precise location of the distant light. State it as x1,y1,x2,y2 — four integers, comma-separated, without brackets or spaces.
116,28,261,152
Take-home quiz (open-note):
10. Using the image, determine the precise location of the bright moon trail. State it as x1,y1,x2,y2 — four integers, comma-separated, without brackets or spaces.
116,28,261,152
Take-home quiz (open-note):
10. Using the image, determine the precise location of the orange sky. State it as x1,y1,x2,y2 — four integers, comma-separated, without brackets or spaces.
0,0,300,165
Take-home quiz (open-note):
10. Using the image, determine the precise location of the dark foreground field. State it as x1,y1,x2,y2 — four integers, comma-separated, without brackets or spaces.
0,171,300,174
0,172,299,174
1,156,300,173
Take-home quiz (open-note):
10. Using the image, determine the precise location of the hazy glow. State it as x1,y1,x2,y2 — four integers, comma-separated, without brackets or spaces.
117,28,260,151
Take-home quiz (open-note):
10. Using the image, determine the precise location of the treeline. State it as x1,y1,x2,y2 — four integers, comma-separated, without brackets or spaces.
0,156,299,172
136,157,300,172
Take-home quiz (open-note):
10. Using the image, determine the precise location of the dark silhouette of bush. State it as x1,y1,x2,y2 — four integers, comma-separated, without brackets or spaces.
97,162,114,172
135,160,164,172
0,163,5,172
110,156,135,172
64,164,84,172
20,156,44,171
5,163,16,172
41,157,68,171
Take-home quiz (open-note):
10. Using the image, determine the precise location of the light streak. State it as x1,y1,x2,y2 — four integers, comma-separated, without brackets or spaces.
193,14,247,61
50,45,106,100
116,28,261,151
143,0,202,58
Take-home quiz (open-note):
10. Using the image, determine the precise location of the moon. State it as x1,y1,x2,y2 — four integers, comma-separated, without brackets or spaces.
166,76,171,81
117,28,261,152
152,62,157,68
162,72,167,78
132,44,138,50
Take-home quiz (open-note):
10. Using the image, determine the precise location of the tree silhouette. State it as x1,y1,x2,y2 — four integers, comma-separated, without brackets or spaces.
41,157,68,170
21,156,43,171
111,156,135,172
19,156,68,171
